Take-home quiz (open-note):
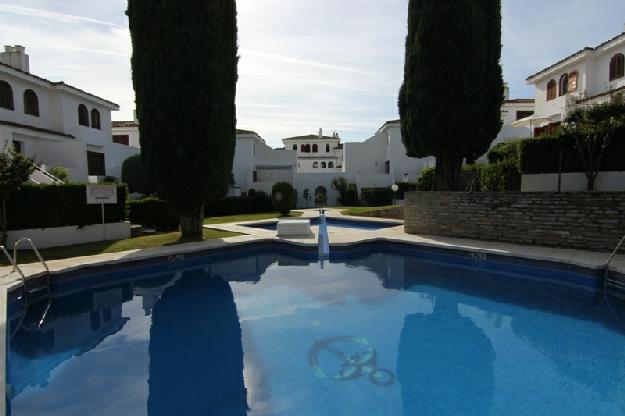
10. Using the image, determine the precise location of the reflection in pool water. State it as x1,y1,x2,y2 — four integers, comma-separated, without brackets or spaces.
7,245,625,416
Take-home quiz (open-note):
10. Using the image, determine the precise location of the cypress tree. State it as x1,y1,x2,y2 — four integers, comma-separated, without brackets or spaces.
399,0,504,191
127,0,238,236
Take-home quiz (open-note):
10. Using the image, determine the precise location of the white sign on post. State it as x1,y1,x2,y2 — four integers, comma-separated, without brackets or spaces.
86,184,118,241
86,184,118,205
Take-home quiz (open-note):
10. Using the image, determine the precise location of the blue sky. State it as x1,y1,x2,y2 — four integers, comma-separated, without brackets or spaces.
1,0,624,147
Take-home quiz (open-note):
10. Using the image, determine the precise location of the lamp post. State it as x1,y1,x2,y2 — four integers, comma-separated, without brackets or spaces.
391,183,399,205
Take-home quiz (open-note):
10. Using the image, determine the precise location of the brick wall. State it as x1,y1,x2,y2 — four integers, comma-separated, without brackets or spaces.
404,192,625,252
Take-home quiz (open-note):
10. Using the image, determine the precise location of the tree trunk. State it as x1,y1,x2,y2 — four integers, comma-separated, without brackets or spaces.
434,155,464,191
586,174,596,192
179,204,205,238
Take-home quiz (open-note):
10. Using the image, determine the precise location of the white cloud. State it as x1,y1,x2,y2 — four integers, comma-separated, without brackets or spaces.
0,4,120,27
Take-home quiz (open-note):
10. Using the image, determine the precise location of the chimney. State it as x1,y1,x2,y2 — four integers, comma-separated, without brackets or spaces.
0,45,30,72
318,128,323,138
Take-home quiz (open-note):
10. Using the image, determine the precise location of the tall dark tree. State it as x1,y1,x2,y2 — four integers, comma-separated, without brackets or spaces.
399,0,504,191
127,0,238,236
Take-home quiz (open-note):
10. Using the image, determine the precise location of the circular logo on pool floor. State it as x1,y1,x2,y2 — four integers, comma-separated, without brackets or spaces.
308,336,395,386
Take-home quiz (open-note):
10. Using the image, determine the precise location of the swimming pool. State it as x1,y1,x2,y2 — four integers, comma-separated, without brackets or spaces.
7,242,625,416
241,217,401,231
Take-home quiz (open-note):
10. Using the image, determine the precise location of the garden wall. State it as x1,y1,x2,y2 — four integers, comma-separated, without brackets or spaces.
7,222,131,249
521,172,625,192
404,192,625,252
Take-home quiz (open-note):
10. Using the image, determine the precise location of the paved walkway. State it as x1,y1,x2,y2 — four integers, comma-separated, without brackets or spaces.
0,209,623,286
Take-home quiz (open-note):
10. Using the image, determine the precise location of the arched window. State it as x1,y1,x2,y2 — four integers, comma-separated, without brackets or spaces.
328,162,334,168
0,81,14,111
91,109,101,130
293,144,297,151
301,144,306,152
610,54,624,81
23,89,39,116
313,162,319,169
546,80,557,101
321,162,327,169
305,144,311,153
326,144,330,153
78,104,89,126
568,71,578,92
558,73,568,96
312,144,319,153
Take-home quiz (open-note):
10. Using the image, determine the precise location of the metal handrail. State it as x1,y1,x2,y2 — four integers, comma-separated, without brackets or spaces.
13,238,49,274
604,235,625,298
12,238,51,329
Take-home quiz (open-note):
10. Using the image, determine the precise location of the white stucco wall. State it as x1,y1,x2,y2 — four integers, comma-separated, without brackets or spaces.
0,60,121,182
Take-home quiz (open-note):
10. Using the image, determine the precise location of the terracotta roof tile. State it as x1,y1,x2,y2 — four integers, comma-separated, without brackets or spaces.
0,119,74,138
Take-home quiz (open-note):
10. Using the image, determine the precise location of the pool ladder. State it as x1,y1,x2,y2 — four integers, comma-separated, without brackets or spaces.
604,235,625,299
1,238,51,331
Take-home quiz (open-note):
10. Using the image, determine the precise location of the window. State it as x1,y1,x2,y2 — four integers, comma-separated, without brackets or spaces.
312,144,319,153
328,162,334,168
568,71,578,92
516,111,534,121
610,54,624,81
0,81,14,111
87,151,106,176
326,144,330,153
321,162,327,169
293,144,297,151
91,109,101,130
78,104,89,126
385,161,390,174
113,135,130,146
23,89,39,116
313,162,319,169
253,171,258,182
12,140,23,154
558,74,568,96
546,80,557,101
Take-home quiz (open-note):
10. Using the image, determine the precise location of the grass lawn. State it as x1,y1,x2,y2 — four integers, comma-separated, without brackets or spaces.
3,228,241,266
339,206,397,216
203,211,302,225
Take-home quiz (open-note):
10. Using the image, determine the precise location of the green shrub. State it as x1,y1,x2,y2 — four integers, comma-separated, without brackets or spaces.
205,194,273,217
47,165,70,183
416,167,435,191
127,197,179,231
272,182,297,216
360,188,393,206
122,155,153,194
7,184,127,230
480,158,521,191
487,140,521,164
343,183,359,206
519,131,625,174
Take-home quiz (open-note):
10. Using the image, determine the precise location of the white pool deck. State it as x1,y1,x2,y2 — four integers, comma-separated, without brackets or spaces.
0,208,623,415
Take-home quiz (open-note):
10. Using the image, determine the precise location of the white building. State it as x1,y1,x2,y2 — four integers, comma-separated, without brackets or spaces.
283,130,343,173
0,46,137,182
526,29,625,135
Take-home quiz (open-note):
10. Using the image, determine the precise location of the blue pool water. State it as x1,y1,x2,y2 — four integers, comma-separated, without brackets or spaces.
241,217,400,231
7,243,625,416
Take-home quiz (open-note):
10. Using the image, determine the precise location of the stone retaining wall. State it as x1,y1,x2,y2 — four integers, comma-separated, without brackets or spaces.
404,192,625,252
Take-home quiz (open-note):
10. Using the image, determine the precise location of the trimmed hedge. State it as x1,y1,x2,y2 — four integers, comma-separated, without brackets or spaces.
360,188,393,206
272,182,298,215
520,131,625,174
343,184,359,206
205,194,274,217
127,197,179,231
416,167,435,191
479,158,521,192
487,140,521,164
7,184,127,231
